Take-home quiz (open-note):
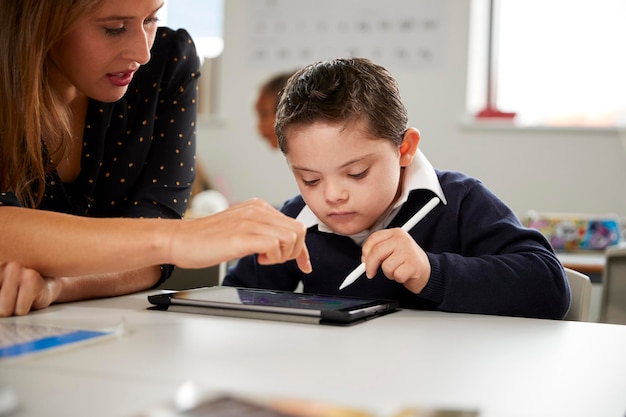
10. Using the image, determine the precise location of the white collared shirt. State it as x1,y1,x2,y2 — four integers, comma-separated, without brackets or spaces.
295,149,448,245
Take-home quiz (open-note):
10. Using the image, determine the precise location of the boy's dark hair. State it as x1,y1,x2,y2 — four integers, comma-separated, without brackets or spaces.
275,57,408,154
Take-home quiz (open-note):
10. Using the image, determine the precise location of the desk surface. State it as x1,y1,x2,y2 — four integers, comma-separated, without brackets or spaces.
2,291,626,417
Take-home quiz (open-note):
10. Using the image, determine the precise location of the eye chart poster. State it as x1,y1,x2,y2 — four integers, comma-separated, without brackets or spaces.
244,0,444,69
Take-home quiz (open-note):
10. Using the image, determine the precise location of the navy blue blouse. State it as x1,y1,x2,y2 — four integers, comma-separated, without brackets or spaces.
0,27,201,281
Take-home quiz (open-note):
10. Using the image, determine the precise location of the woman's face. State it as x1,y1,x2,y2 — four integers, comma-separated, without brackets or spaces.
50,0,164,103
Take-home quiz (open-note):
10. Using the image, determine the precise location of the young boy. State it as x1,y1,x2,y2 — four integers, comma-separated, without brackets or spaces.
223,58,570,319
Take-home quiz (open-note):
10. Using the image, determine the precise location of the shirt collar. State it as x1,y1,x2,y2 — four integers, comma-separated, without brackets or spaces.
296,149,447,235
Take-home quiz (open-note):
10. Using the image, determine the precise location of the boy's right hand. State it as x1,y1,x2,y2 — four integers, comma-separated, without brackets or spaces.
361,228,431,294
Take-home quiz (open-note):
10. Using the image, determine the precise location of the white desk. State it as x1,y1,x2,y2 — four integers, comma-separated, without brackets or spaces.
2,292,626,417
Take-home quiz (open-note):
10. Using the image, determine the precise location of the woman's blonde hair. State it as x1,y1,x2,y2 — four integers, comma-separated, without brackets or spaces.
0,0,101,207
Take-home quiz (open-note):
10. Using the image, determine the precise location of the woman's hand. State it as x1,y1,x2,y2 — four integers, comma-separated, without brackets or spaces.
0,198,311,317
0,261,58,317
169,198,312,273
361,228,430,294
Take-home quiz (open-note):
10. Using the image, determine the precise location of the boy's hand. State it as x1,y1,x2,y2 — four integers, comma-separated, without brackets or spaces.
361,228,431,294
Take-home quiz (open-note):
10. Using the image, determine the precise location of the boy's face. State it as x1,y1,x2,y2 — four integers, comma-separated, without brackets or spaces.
286,120,405,236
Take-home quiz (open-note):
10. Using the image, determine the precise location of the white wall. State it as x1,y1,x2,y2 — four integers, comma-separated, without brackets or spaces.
195,0,626,219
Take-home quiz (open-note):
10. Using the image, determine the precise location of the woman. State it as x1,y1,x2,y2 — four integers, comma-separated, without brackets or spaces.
0,0,310,317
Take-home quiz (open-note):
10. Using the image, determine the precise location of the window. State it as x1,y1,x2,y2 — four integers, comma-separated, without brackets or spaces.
159,0,224,116
468,0,626,127
159,0,224,60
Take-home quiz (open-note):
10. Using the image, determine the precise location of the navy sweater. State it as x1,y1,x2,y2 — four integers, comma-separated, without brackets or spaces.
224,170,570,319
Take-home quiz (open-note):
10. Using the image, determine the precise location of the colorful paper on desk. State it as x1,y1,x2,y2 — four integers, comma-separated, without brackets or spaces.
0,322,120,360
134,390,480,417
524,211,621,251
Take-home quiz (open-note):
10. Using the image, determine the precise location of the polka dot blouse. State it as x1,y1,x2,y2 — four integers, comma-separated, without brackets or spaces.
0,27,201,221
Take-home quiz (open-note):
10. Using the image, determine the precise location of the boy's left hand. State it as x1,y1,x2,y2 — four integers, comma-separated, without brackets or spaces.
361,228,431,294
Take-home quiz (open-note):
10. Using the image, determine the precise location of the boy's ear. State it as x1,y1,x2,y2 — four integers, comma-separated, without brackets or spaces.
399,128,421,167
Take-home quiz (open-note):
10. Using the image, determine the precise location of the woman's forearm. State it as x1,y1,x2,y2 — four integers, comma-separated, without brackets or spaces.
0,198,311,280
53,266,162,303
0,207,175,277
0,261,162,316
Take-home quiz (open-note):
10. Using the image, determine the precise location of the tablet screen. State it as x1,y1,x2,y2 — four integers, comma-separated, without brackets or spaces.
173,287,378,312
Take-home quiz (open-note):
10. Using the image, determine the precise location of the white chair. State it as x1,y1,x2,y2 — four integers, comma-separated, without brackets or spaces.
600,246,626,325
563,267,592,322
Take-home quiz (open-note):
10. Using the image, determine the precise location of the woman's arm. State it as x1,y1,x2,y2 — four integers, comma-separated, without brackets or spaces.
0,262,160,316
0,199,311,316
0,199,311,278
0,206,174,277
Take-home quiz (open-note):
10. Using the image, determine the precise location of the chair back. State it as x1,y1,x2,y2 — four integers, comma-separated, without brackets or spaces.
563,267,592,321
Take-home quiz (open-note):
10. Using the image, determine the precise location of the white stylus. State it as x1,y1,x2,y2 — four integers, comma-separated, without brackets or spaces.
338,196,441,290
